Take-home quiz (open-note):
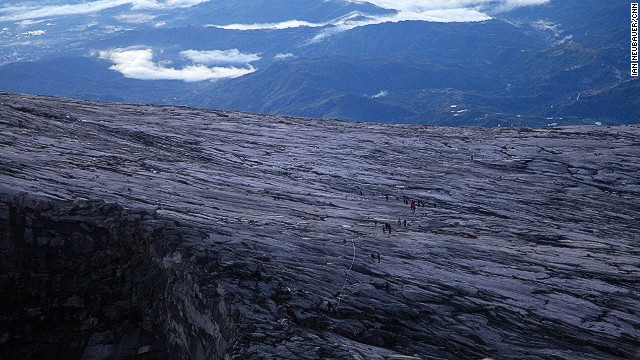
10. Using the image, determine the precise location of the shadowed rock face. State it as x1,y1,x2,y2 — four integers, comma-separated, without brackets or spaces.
0,92,639,360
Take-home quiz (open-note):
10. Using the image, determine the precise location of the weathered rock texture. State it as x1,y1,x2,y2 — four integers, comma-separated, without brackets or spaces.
0,92,639,359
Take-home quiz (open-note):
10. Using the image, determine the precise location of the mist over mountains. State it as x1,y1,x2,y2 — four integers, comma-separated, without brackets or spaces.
0,0,637,126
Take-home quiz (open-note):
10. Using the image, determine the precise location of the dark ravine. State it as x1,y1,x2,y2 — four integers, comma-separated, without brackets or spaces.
0,92,639,359
0,193,243,359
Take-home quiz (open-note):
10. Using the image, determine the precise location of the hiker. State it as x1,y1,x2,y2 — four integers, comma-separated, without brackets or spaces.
398,218,401,226
385,195,389,202
403,219,407,228
411,200,417,213
382,224,386,234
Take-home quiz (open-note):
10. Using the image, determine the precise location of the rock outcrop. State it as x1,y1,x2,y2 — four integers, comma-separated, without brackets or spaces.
1,92,639,359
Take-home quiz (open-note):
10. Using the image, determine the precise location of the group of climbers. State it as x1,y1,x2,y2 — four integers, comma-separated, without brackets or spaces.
376,193,433,234
344,191,437,266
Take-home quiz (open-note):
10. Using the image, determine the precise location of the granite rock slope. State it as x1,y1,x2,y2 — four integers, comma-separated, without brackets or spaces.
1,92,639,359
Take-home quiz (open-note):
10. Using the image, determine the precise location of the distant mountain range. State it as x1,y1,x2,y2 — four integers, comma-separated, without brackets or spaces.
0,0,637,126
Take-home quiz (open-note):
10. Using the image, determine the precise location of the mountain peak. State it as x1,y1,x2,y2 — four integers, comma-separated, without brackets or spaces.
1,92,639,359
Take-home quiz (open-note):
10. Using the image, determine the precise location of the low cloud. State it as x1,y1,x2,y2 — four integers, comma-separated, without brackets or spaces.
309,9,490,42
370,90,389,98
311,0,548,40
72,22,100,32
533,20,559,33
115,13,157,24
201,0,548,42
274,53,295,61
103,25,131,33
314,0,547,41
180,49,261,65
208,19,327,31
98,47,256,82
16,19,51,27
0,0,210,22
20,30,46,36
493,0,550,12
533,20,573,44
209,7,491,42
365,8,491,23
345,0,549,13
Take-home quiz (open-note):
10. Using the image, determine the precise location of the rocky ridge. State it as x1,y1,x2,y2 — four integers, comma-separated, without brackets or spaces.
0,92,639,359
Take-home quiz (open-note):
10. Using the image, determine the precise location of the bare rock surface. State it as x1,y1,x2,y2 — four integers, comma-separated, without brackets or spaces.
1,92,639,359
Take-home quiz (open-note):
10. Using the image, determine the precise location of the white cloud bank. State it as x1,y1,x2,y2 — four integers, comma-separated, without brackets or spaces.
307,9,491,42
493,0,550,12
180,49,261,65
98,47,257,82
208,0,549,40
207,10,483,32
0,0,210,22
16,19,52,26
346,0,549,13
209,19,328,31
